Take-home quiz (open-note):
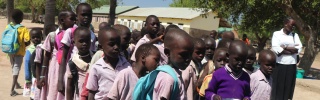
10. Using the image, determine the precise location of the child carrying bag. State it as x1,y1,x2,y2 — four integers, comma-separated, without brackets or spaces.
1,24,22,54
133,65,179,100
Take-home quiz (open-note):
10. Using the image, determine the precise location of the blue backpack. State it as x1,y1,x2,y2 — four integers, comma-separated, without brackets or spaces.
133,65,179,100
1,24,22,54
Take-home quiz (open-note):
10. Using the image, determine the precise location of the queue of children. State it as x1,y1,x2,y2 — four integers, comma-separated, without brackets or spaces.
2,3,292,100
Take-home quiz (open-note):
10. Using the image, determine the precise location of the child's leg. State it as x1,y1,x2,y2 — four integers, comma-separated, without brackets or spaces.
10,55,23,95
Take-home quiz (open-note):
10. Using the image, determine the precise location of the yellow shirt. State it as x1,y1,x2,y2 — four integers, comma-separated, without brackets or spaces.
5,24,30,56
199,74,213,97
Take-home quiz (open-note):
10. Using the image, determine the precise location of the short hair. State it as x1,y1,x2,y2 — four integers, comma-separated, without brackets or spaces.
30,28,43,36
258,50,276,62
284,17,293,24
132,30,141,39
217,39,232,49
135,43,160,62
76,3,92,14
74,26,90,40
193,38,205,47
113,24,130,35
11,9,23,23
165,24,180,34
214,47,228,56
99,22,111,30
164,29,193,49
140,27,147,36
98,27,117,44
58,10,75,23
145,15,158,24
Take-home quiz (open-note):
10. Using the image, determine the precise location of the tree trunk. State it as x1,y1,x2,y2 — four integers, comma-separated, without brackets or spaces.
281,0,319,75
6,0,14,24
108,0,117,25
31,6,36,23
257,37,268,52
43,0,56,36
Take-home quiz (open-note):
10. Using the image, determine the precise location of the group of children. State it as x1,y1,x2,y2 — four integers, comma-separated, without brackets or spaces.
4,3,279,100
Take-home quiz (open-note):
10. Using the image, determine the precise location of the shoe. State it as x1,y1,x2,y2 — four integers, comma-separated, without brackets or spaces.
10,90,18,96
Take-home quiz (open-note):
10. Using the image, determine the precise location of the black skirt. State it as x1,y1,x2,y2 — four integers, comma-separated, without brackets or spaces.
271,63,296,100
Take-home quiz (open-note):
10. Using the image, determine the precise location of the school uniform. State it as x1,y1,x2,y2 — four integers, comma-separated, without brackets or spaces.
153,68,187,100
250,70,272,100
34,44,46,100
86,56,131,100
242,67,258,75
205,65,251,100
271,28,302,100
182,61,198,100
130,35,168,65
107,67,138,100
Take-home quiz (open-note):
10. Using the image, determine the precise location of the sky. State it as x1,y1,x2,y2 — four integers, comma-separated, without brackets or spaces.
119,0,173,7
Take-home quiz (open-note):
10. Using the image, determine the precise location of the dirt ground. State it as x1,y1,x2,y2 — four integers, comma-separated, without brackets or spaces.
0,18,320,99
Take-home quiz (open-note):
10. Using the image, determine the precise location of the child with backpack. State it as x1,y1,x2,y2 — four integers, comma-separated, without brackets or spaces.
23,28,43,99
1,9,30,96
133,29,193,100
39,10,76,99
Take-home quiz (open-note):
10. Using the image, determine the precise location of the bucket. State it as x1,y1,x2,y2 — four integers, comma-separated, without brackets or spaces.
296,69,305,79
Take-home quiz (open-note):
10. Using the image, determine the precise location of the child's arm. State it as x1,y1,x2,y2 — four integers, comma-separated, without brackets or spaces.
88,90,96,100
58,45,69,94
86,66,99,100
30,52,37,79
205,75,220,100
66,74,75,100
147,35,163,44
24,50,32,86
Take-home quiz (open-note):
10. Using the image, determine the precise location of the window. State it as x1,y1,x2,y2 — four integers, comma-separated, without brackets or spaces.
178,23,184,29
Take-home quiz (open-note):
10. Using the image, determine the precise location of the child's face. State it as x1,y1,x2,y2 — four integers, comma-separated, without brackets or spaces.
30,31,42,45
77,6,93,27
228,49,247,72
260,54,276,76
146,17,160,36
244,50,256,70
205,40,215,59
62,14,76,29
120,32,131,51
143,48,161,71
192,44,205,63
74,30,91,54
101,31,121,58
214,50,228,70
168,39,194,70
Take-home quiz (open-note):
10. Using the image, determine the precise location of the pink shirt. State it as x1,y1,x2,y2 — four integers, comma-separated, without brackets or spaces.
107,67,138,100
250,70,272,100
34,44,43,63
86,56,131,100
130,35,168,65
182,61,198,100
153,68,187,100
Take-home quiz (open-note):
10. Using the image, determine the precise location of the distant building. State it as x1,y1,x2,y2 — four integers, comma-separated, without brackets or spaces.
116,7,231,37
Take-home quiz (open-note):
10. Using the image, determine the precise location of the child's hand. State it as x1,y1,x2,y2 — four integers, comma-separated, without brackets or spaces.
37,80,42,89
40,77,47,87
213,95,221,100
243,97,250,100
57,80,65,95
157,35,164,42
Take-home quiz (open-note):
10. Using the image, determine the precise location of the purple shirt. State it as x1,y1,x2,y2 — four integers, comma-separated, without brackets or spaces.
205,65,251,100
250,70,272,100
86,56,131,100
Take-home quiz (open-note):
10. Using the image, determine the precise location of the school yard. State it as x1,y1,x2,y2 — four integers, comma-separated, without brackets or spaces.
0,17,320,100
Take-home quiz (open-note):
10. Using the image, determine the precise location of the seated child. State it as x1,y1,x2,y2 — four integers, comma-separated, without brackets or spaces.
66,27,94,100
107,44,161,100
243,45,257,75
199,47,228,99
250,50,276,100
86,28,131,100
24,29,42,99
205,40,250,100
182,38,206,100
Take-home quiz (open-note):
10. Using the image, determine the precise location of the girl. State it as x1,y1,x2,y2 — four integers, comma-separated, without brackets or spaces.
66,27,93,100
107,44,160,100
39,10,76,100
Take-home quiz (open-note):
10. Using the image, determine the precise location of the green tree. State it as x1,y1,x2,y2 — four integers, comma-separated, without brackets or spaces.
173,0,320,74
170,0,197,7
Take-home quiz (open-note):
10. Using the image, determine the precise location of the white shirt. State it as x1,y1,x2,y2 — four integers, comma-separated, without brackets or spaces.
271,29,302,64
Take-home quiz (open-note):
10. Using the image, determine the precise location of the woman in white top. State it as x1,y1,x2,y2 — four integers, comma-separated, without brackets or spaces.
271,17,302,100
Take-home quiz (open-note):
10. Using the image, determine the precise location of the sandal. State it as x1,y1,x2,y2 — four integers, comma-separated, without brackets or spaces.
10,90,18,96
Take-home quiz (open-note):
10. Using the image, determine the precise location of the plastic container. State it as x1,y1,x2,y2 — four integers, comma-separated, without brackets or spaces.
296,69,305,79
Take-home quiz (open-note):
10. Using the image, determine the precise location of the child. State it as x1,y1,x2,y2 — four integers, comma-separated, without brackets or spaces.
24,29,42,99
209,30,218,40
243,45,257,75
40,10,76,100
182,38,205,100
222,31,235,40
59,3,97,94
107,44,161,100
128,30,142,58
201,37,216,65
216,39,232,49
250,50,276,100
205,40,250,100
113,24,131,60
163,24,180,40
4,9,30,96
199,48,228,99
130,15,167,65
86,28,131,100
99,22,110,30
66,27,93,100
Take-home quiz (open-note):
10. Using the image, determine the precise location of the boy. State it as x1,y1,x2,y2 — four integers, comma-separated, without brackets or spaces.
113,25,131,60
250,50,276,100
154,29,194,99
201,37,216,65
86,28,131,100
243,45,257,75
99,22,110,30
183,38,205,100
5,9,30,96
205,40,250,100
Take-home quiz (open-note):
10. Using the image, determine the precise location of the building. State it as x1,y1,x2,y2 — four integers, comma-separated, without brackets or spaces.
116,7,231,37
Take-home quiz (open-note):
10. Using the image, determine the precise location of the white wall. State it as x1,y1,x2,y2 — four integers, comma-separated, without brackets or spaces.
190,12,220,31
